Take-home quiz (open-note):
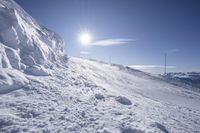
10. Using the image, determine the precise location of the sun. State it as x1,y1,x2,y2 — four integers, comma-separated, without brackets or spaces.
79,32,92,45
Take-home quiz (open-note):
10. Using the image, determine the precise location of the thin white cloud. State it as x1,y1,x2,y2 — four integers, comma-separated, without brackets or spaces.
129,65,176,70
80,51,89,55
168,49,179,53
92,38,135,46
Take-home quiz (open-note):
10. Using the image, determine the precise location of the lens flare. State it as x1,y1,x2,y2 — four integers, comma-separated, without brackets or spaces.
79,32,92,45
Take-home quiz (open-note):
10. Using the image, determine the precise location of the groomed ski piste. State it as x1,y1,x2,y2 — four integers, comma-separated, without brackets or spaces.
0,0,200,133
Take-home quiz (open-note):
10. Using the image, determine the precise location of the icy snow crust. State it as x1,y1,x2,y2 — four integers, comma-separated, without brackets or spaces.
1,0,200,132
0,57,200,133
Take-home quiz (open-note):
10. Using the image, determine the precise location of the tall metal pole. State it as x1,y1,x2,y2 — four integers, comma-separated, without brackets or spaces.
164,53,167,74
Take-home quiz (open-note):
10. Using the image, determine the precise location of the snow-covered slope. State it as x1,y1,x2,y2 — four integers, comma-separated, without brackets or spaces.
0,0,64,74
1,0,200,133
0,57,200,133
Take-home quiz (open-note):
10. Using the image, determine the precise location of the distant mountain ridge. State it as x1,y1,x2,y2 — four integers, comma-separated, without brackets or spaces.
160,72,200,92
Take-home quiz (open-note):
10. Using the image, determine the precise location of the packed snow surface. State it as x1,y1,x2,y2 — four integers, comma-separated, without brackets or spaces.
1,57,200,133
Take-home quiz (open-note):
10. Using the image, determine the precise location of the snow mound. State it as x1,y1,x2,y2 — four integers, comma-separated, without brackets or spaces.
95,93,105,100
115,96,132,105
121,128,144,133
152,122,169,133
0,68,29,94
0,0,65,75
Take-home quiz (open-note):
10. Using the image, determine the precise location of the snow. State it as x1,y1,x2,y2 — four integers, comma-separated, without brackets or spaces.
0,43,12,68
151,122,170,133
0,0,64,73
121,128,145,133
0,68,29,94
0,0,200,132
115,96,132,105
3,45,21,69
25,65,50,76
95,93,105,100
1,57,200,132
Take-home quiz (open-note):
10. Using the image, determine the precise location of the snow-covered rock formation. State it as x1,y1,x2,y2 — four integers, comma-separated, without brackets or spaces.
0,0,64,74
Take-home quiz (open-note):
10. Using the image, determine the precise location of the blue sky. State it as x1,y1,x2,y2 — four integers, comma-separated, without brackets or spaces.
15,0,200,74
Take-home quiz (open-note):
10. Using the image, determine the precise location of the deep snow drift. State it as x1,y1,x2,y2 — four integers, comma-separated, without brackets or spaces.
0,0,200,133
0,0,64,73
0,0,66,93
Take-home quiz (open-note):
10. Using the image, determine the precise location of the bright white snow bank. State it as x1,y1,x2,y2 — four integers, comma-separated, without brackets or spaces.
0,0,65,94
0,0,65,76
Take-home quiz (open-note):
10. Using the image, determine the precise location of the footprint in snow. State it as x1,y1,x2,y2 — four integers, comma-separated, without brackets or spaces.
115,96,132,105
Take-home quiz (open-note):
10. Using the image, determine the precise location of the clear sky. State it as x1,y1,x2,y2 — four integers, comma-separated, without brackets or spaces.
15,0,200,74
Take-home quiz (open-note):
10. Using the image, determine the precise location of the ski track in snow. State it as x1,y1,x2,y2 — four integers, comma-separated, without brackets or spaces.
0,57,200,133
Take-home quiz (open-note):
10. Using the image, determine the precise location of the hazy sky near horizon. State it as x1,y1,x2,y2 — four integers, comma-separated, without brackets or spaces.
15,0,200,73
